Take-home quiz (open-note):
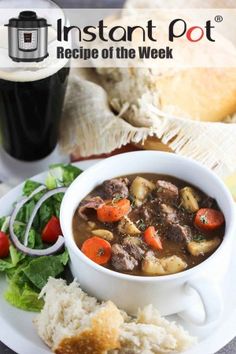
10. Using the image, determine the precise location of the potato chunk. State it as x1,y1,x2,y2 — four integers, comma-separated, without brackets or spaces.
161,256,187,274
180,187,200,213
142,252,187,275
142,253,166,275
118,216,141,236
187,237,221,256
130,176,155,206
91,229,113,241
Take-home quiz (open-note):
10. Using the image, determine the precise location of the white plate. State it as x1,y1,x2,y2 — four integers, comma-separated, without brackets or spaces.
0,159,235,354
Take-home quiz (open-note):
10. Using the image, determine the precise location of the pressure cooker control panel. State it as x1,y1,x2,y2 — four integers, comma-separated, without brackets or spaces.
18,29,38,51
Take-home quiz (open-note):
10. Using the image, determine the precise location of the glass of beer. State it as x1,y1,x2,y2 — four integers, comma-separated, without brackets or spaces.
0,1,70,161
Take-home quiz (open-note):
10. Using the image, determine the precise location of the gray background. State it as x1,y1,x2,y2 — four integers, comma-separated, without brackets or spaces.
0,0,235,353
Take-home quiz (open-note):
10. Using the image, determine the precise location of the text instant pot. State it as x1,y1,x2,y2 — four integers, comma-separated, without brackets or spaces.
56,18,216,61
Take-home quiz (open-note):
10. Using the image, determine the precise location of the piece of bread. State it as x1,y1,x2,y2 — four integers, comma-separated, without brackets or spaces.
134,67,236,151
34,278,196,354
97,10,236,124
98,65,236,152
98,66,236,124
113,305,196,353
34,278,123,354
154,68,236,122
55,301,122,354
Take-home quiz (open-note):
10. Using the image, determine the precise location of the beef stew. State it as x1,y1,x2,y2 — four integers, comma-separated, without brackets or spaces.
72,174,225,276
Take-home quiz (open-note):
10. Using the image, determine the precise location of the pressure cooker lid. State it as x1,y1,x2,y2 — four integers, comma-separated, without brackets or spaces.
6,11,50,28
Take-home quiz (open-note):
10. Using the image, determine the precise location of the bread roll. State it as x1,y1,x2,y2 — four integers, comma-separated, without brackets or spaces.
98,12,236,124
155,68,236,122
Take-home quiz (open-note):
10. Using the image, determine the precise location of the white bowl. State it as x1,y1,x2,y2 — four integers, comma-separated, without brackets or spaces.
60,151,236,325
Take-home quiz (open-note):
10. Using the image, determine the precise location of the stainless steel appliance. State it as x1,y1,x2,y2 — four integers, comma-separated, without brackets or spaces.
5,11,50,62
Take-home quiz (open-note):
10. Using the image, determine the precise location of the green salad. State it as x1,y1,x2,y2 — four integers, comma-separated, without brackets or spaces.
0,164,82,312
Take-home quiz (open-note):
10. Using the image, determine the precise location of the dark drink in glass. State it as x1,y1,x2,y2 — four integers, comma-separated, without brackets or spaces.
0,65,69,161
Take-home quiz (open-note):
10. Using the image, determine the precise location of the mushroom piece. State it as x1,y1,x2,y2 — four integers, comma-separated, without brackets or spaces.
130,176,155,206
118,216,141,236
91,229,114,241
187,237,221,256
180,187,200,213
142,252,187,275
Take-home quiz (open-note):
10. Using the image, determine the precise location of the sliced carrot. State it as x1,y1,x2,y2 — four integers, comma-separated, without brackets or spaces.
194,208,225,231
81,236,112,265
144,226,163,251
97,198,130,223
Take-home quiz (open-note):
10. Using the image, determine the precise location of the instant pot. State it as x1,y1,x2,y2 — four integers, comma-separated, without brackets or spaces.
5,10,51,62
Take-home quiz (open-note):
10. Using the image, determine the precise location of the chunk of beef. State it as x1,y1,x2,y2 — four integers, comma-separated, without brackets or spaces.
123,237,146,261
166,223,192,243
178,208,195,225
78,196,104,220
156,180,179,200
141,205,157,224
102,178,129,199
111,244,138,271
201,196,215,209
159,203,179,223
130,198,159,225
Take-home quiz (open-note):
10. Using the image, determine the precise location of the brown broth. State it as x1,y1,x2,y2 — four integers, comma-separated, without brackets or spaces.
72,174,225,276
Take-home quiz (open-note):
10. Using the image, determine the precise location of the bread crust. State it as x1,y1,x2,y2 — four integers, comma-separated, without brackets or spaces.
54,301,123,354
134,137,173,152
156,68,236,122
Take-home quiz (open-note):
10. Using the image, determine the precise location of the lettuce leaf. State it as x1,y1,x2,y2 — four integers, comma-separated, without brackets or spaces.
0,246,26,272
0,259,15,272
9,245,26,267
46,164,82,189
23,251,69,290
4,259,43,311
16,191,53,232
0,216,8,231
4,250,69,312
23,180,42,197
13,223,43,249
0,163,81,312
4,281,44,312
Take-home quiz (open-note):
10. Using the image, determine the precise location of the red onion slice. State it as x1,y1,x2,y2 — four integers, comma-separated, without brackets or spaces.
23,187,67,246
9,186,67,257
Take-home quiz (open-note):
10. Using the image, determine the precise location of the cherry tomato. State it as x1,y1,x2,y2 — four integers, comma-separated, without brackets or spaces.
42,216,62,244
0,231,10,258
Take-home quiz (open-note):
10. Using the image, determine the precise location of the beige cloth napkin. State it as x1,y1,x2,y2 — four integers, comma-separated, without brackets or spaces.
60,69,151,157
60,68,236,177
